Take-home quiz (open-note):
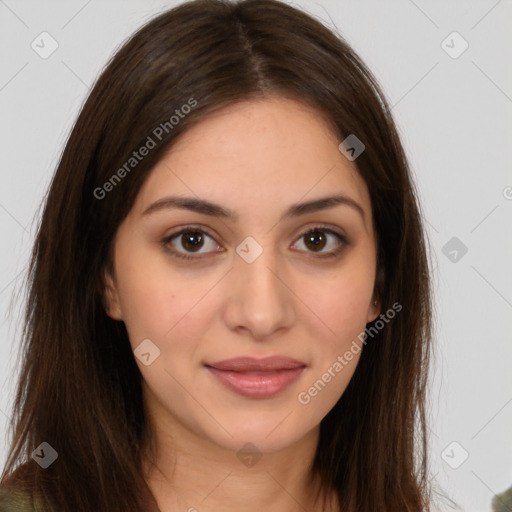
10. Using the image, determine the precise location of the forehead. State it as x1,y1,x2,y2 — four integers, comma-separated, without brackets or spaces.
132,97,372,223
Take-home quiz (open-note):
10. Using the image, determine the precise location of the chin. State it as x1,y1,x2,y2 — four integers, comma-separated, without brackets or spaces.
201,414,319,455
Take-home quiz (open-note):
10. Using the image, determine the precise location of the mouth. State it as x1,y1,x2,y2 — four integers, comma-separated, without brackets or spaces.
204,356,306,399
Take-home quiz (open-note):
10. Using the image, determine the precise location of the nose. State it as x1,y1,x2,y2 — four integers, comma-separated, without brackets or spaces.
222,243,296,341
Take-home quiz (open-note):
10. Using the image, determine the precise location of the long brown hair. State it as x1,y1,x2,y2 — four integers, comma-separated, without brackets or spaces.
1,0,435,510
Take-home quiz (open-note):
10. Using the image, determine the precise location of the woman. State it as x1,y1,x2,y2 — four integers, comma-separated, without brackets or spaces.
0,0,435,510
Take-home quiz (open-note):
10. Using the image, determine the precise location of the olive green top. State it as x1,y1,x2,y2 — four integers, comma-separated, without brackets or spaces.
0,487,34,511
0,487,50,511
0,486,161,511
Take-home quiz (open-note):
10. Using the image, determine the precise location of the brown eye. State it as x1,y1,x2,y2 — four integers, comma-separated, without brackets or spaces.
162,225,348,262
292,227,348,258
180,231,205,252
303,230,328,251
162,227,221,260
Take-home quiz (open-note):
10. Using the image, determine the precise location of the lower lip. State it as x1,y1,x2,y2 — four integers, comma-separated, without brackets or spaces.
205,366,305,398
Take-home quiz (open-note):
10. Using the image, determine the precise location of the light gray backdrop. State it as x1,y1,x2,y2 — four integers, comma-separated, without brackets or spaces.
1,1,511,511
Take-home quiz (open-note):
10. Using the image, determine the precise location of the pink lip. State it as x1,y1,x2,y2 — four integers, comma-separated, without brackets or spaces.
205,356,306,399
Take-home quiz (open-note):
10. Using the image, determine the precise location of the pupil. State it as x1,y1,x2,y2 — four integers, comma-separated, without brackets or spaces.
306,231,326,251
182,231,203,252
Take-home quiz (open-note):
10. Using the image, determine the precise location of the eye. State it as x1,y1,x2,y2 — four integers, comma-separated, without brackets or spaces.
162,226,222,260
291,226,348,258
162,224,349,261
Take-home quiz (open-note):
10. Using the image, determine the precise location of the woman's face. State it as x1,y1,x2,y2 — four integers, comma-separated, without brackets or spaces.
104,97,380,454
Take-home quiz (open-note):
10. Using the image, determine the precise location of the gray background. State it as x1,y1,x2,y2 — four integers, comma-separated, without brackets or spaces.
1,1,511,510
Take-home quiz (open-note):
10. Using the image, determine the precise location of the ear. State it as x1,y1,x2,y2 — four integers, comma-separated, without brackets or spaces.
367,297,381,323
368,264,385,323
102,267,123,321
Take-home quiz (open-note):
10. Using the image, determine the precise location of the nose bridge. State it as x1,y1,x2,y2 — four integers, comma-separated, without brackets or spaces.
239,242,279,292
225,235,295,337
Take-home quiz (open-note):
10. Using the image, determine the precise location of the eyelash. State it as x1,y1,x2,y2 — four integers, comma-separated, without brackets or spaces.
161,224,349,261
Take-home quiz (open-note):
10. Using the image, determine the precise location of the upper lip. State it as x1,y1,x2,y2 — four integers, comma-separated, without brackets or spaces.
205,356,306,372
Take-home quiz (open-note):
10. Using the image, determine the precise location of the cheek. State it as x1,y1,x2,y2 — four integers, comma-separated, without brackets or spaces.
114,247,219,352
305,261,375,340
297,254,375,401
295,278,370,415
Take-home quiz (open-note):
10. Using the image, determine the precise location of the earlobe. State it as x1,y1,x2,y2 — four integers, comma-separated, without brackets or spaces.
367,298,380,323
369,265,385,323
103,269,123,321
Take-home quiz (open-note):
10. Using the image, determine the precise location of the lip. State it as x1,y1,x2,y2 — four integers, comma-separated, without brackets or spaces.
205,356,306,399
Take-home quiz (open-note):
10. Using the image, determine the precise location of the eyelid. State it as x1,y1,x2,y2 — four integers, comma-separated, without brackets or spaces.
163,223,218,242
290,223,347,243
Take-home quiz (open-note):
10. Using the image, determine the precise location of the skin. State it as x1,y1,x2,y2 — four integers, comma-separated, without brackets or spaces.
103,97,380,512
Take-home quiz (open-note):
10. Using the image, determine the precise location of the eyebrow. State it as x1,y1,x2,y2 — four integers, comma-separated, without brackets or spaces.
141,194,365,222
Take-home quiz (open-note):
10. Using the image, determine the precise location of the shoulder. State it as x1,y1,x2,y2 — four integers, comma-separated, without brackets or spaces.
0,485,53,512
0,463,52,512
0,485,35,511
